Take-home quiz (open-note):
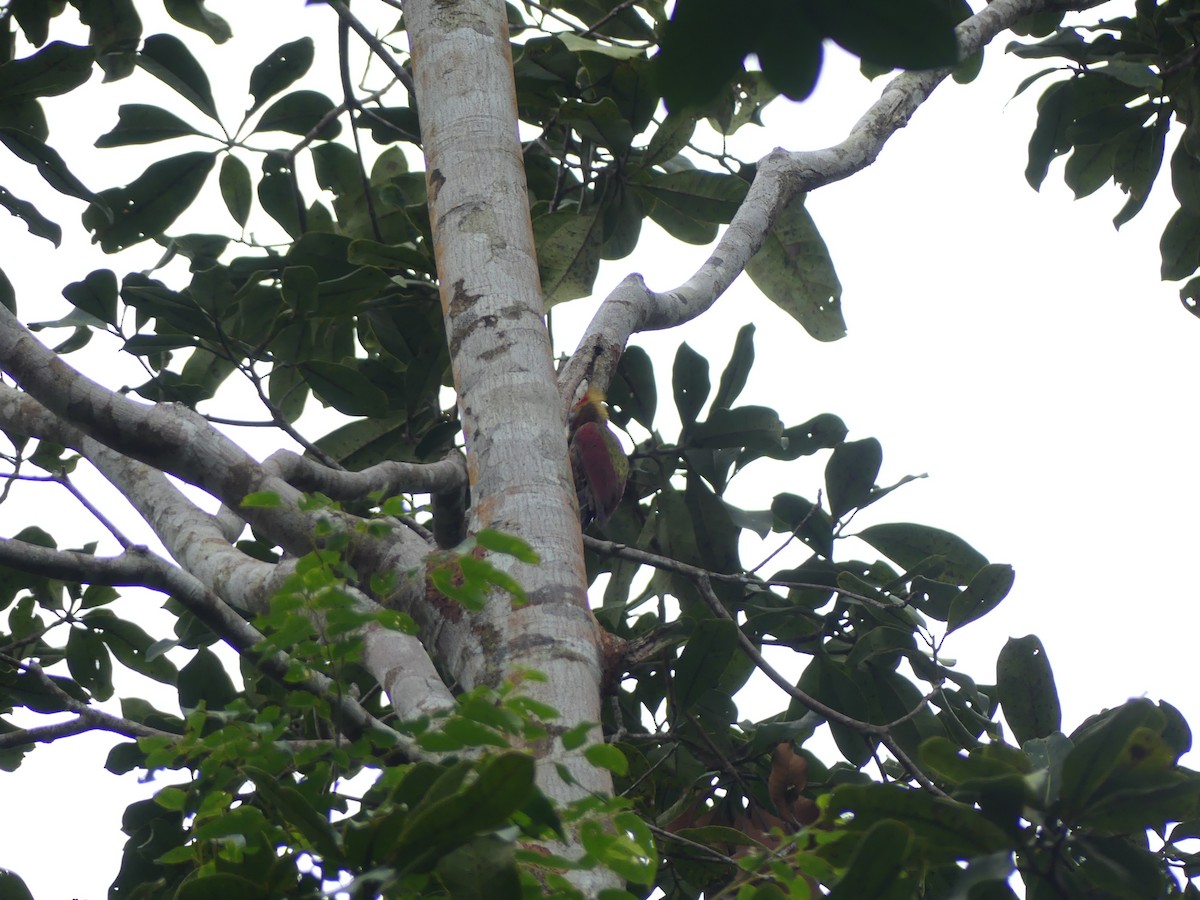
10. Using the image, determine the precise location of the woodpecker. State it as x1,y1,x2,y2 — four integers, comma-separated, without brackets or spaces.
568,387,629,527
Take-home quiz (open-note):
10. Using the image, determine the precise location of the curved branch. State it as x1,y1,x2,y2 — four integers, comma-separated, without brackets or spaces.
559,0,1099,399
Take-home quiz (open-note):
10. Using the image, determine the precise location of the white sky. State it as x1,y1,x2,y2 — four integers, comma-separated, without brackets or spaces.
3,3,1198,897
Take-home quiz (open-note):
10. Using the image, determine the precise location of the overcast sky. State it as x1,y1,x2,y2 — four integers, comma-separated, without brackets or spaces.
3,4,1198,898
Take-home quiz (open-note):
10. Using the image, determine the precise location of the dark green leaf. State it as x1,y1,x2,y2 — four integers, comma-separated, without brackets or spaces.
609,345,656,430
435,838,521,900
248,37,315,114
218,154,252,227
1161,207,1200,281
857,523,987,584
946,562,1014,634
137,33,218,119
690,406,782,450
302,361,390,417
177,646,236,709
83,151,214,252
996,635,1061,746
796,655,873,765
0,42,92,100
94,103,201,147
711,323,755,410
0,268,14,314
66,627,113,700
175,873,261,900
828,819,913,900
258,153,303,238
244,766,343,863
0,127,99,206
771,492,834,557
814,0,960,70
673,342,710,427
72,0,142,80
674,618,737,711
0,185,60,245
163,0,231,42
0,869,34,900
638,169,747,223
533,207,602,307
825,437,881,519
255,90,341,140
747,191,845,341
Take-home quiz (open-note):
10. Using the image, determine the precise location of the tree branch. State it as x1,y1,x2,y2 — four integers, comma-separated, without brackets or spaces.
559,0,1102,398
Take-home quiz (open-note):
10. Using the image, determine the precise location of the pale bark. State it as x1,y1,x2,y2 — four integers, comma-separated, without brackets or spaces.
404,0,612,834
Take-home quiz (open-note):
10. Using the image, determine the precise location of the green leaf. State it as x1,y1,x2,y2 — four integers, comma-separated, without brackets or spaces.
175,873,261,900
827,782,1012,862
1160,207,1200,281
771,492,834,557
673,342,710,427
825,437,881,519
258,152,303,238
711,322,755,410
689,406,782,451
796,654,873,765
72,0,142,80
248,37,315,113
474,529,539,564
815,0,960,70
163,0,232,43
244,766,343,864
255,90,341,140
638,169,747,223
94,103,201,147
66,627,114,700
385,753,536,866
435,838,521,900
947,564,1014,633
83,151,215,252
0,268,14,314
609,345,656,430
240,491,281,509
559,97,635,152
996,635,1061,746
533,207,602,308
302,361,390,417
1059,700,1168,818
747,191,845,341
828,819,913,900
83,608,178,685
218,154,252,227
0,868,35,900
584,743,629,776
177,646,236,709
137,33,218,119
0,127,99,207
0,185,61,246
857,523,987,584
0,42,93,100
674,618,737,711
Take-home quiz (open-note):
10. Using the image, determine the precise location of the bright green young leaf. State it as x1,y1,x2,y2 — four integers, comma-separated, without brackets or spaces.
240,491,282,509
584,743,628,776
474,529,539,564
